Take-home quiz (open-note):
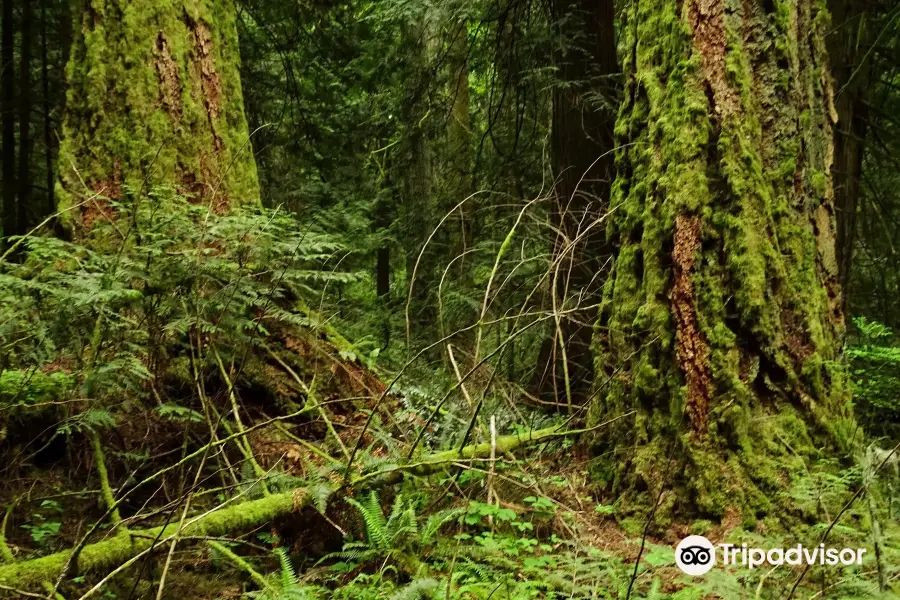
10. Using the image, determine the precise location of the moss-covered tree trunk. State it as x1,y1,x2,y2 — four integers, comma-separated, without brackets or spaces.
58,0,259,226
590,0,853,519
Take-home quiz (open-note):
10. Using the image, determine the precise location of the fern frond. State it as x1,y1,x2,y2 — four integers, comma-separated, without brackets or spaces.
420,508,464,545
347,491,389,550
275,547,297,588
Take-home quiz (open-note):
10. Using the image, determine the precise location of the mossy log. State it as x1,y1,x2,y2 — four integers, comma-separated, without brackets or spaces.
0,494,295,591
0,425,581,591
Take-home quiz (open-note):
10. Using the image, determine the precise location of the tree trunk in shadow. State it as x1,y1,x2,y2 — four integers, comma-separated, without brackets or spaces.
827,0,877,309
18,0,33,234
534,0,618,407
1,0,16,240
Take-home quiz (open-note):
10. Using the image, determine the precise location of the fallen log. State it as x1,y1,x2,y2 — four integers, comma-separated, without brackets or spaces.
0,492,296,592
0,422,614,592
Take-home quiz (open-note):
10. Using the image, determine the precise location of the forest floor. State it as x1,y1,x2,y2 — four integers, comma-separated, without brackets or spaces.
1,205,897,600
3,380,897,600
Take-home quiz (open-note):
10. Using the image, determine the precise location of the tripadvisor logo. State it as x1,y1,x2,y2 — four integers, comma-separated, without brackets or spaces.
675,535,868,576
675,535,716,575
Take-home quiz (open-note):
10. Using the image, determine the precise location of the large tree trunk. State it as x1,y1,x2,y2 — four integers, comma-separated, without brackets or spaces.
1,0,16,239
375,155,394,348
539,0,617,406
17,0,33,234
827,0,875,308
590,0,852,518
57,0,260,227
446,19,472,277
41,0,54,218
401,22,437,340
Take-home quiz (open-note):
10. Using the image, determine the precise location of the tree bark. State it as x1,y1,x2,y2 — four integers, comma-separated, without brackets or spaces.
57,0,260,229
590,0,851,518
447,20,472,275
375,156,394,300
827,0,876,308
41,0,54,218
376,239,390,298
401,22,437,337
1,0,16,239
375,156,394,347
17,0,34,234
539,0,617,405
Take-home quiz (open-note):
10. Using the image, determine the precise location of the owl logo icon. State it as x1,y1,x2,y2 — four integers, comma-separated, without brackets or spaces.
675,535,715,575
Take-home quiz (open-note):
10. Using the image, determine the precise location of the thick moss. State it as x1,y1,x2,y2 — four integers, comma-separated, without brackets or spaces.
589,0,853,520
57,0,259,229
